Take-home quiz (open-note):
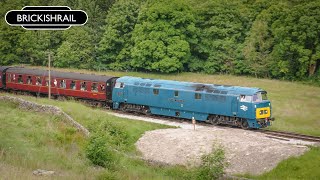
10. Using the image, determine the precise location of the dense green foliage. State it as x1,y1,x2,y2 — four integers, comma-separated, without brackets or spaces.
0,0,319,83
196,146,227,180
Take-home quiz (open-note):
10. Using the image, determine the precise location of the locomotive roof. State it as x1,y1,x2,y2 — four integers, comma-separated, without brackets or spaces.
6,67,115,82
117,76,265,96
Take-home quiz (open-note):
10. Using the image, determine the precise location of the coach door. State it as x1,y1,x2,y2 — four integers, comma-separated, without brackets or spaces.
106,77,118,101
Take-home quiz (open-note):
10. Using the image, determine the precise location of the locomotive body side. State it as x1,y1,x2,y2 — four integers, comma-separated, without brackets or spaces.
112,76,273,129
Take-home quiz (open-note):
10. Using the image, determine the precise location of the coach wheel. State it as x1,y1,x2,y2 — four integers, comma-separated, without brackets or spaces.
241,119,249,129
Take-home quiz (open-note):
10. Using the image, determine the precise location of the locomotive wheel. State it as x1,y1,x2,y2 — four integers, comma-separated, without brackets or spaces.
209,115,219,125
241,120,249,129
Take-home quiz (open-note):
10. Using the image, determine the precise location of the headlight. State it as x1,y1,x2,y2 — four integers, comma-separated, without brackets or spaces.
264,110,268,114
260,110,263,115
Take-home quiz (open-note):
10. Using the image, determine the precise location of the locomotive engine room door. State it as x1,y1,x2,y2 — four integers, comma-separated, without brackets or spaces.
231,97,238,116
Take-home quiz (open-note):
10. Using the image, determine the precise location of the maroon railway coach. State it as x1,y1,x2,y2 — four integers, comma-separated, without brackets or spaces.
0,66,11,89
4,67,118,102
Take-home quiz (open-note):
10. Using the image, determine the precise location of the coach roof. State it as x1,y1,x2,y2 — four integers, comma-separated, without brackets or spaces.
0,66,11,72
6,67,115,82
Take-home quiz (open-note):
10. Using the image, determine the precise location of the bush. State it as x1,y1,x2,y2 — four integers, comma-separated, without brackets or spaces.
85,133,116,168
196,146,227,180
97,121,129,147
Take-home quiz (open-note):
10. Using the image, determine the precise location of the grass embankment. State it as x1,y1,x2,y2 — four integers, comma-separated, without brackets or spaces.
245,147,320,180
0,94,227,179
1,93,319,179
30,66,320,136
0,100,94,179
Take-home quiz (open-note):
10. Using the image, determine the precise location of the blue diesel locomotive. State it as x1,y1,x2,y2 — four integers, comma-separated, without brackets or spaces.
112,76,273,129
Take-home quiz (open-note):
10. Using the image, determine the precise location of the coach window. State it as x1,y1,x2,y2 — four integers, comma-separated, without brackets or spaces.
153,89,159,95
18,75,23,84
53,79,57,87
174,91,179,97
70,80,76,90
92,83,98,92
27,76,32,84
81,82,87,91
195,93,201,100
45,78,50,86
8,74,11,82
36,77,42,86
60,80,66,89
100,84,105,91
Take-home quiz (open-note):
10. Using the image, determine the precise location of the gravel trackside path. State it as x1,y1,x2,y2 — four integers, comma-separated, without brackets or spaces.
109,112,313,175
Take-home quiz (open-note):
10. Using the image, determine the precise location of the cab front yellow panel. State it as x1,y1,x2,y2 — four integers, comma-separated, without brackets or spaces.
256,107,270,119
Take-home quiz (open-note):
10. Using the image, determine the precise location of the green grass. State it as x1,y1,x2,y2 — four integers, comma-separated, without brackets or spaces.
28,66,320,136
243,147,320,180
0,94,205,179
0,100,99,179
1,93,319,179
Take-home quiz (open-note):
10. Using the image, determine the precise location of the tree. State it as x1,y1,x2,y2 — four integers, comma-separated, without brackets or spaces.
130,0,196,73
55,27,94,69
98,0,140,70
193,0,248,74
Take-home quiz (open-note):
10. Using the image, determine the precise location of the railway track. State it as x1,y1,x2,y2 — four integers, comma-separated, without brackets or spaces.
112,110,320,143
257,130,320,143
2,91,320,143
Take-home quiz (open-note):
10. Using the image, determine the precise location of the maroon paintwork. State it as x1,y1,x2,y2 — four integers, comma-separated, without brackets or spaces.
4,67,117,101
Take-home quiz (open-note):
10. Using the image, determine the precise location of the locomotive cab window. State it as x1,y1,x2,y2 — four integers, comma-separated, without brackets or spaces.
240,95,252,102
174,91,179,97
195,93,201,99
81,82,87,91
253,92,268,102
92,83,98,92
18,75,23,84
153,89,159,95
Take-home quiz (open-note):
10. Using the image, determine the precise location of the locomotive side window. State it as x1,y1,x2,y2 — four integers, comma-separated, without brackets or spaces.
120,82,124,88
27,76,32,84
80,82,87,91
174,91,179,97
153,89,159,95
18,75,23,84
195,93,201,99
70,80,76,90
36,77,42,86
240,95,252,102
92,83,98,92
60,80,66,88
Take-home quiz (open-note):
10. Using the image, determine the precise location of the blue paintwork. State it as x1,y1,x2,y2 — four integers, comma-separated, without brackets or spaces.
112,76,272,128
